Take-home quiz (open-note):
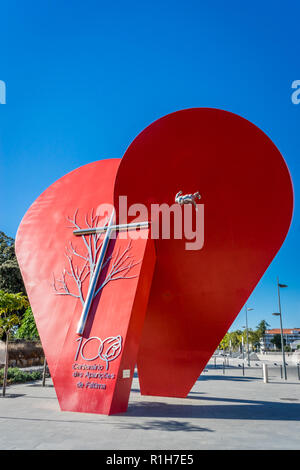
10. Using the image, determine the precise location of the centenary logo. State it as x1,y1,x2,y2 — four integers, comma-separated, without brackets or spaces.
0,80,6,104
74,335,123,370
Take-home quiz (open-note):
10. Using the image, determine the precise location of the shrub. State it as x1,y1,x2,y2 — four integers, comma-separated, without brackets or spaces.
0,367,43,386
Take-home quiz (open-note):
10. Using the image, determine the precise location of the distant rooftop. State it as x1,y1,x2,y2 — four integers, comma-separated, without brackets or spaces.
265,328,300,335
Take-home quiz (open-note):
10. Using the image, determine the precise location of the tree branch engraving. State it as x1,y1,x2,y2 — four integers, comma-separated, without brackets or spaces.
52,209,140,305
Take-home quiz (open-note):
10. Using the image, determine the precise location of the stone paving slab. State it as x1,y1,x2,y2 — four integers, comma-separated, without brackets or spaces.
0,361,299,450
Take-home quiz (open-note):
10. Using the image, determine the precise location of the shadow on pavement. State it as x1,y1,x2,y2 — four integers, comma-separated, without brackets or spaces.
27,383,54,388
197,374,260,382
0,394,25,399
119,419,214,432
125,397,300,421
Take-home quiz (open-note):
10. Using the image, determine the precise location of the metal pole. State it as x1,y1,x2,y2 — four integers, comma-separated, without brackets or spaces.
76,210,115,335
263,363,268,383
242,336,244,360
245,306,250,367
42,357,47,386
2,334,9,397
73,220,150,236
277,277,287,380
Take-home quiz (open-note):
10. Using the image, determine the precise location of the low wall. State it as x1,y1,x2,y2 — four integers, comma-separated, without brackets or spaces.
0,340,44,368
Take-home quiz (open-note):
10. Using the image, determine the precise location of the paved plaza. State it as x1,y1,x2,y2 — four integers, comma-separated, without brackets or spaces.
0,359,300,450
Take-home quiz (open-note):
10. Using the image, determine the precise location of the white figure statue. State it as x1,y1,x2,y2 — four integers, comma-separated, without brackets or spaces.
175,190,201,209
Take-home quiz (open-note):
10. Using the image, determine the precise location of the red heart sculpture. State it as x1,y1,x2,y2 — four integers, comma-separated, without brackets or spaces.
15,159,156,414
15,108,294,413
114,108,294,397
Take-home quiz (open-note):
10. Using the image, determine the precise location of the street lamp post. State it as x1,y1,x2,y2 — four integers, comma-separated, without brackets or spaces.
272,277,288,380
241,336,244,360
244,306,254,367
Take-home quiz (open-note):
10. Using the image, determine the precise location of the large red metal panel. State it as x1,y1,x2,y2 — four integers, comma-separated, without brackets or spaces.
53,233,156,415
15,158,156,414
114,108,294,397
15,108,294,410
16,159,121,378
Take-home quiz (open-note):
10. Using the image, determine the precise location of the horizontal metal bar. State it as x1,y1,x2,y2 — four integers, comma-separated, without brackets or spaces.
73,221,150,236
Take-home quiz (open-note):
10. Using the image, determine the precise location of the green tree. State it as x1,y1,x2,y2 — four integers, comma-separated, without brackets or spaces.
0,290,28,396
15,308,47,386
0,232,25,294
219,333,230,352
15,307,39,340
248,329,261,351
256,320,270,338
228,330,242,351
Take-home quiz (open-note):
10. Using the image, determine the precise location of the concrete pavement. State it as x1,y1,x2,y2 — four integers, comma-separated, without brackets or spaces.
0,360,300,450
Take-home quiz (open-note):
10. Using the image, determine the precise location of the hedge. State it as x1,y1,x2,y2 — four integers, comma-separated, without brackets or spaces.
0,367,43,386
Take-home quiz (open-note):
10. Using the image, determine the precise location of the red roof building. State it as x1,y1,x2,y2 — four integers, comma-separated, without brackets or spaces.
261,329,300,350
265,328,300,335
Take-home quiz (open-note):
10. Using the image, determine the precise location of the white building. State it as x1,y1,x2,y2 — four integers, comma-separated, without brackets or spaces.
290,339,300,351
260,328,300,350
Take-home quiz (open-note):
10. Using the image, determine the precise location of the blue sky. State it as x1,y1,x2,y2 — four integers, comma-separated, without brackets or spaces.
0,0,299,330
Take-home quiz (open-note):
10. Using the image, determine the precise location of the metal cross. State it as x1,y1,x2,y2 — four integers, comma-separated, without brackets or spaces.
73,209,149,335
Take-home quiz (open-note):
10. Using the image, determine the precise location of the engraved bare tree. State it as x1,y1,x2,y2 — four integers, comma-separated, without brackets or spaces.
52,209,140,305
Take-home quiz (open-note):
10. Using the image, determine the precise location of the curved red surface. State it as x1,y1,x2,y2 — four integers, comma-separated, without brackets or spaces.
16,159,121,377
114,108,294,397
16,158,157,415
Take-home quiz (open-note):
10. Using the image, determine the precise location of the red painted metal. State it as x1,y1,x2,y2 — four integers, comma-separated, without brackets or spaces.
15,159,156,414
16,159,120,377
114,108,294,398
53,233,156,415
15,108,294,412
